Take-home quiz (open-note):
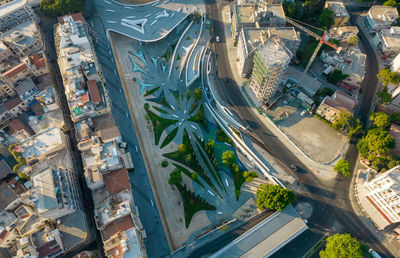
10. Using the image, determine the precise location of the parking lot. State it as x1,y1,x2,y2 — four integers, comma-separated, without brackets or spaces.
267,91,347,163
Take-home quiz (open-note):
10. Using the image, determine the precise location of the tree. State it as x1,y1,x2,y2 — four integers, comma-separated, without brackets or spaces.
334,159,352,177
357,127,396,159
317,87,335,98
222,151,236,167
390,112,400,124
328,70,349,84
282,0,304,20
320,233,364,258
178,144,187,153
243,171,258,182
383,0,397,6
161,160,169,168
207,139,215,150
168,169,182,186
41,0,86,18
370,112,391,128
347,35,359,45
377,68,400,86
377,88,393,104
317,9,335,30
256,184,296,211
332,112,363,138
193,88,203,101
191,172,198,180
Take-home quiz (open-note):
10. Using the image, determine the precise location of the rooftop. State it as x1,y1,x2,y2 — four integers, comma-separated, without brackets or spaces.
0,181,18,210
31,168,58,215
103,168,131,195
235,4,256,24
322,91,356,113
257,37,292,68
283,66,321,96
96,190,132,228
4,95,22,110
21,126,64,159
0,0,25,18
368,6,399,24
326,1,349,17
241,27,267,56
3,20,39,50
390,124,400,156
267,27,300,55
381,27,400,49
211,205,307,257
102,215,134,241
3,62,27,78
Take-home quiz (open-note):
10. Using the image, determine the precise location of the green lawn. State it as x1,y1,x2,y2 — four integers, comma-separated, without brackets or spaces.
173,163,204,187
160,127,179,148
144,105,178,145
144,86,160,97
188,104,208,132
177,184,216,228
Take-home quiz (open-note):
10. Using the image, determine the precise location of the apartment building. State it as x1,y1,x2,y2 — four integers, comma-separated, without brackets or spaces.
316,91,357,122
0,0,39,33
249,36,292,105
366,6,398,32
55,13,109,122
329,26,359,46
373,26,400,60
392,53,400,73
360,166,400,229
231,3,286,40
237,27,300,77
324,1,349,27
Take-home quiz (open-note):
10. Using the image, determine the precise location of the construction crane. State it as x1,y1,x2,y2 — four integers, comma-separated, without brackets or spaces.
286,17,342,74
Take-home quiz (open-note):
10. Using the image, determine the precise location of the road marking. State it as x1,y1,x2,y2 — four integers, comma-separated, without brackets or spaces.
184,109,187,114
106,20,117,24
126,111,129,117
127,16,136,18
217,212,222,215
119,88,122,93
114,70,117,75
170,105,175,110
135,145,138,152
145,14,152,17
151,199,154,207
104,0,111,4
172,114,179,118
225,179,229,187
207,190,215,196
191,125,196,129
125,6,133,9
106,9,116,12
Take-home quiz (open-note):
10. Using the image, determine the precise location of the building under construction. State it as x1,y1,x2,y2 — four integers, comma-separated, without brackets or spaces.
250,36,292,105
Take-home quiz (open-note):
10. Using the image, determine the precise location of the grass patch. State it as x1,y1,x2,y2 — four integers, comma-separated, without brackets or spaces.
216,128,232,144
160,127,179,148
177,184,216,228
173,163,204,187
144,104,178,145
162,47,173,61
230,165,245,200
189,102,199,115
153,105,169,115
160,95,172,111
144,86,160,97
188,104,208,132
163,130,217,193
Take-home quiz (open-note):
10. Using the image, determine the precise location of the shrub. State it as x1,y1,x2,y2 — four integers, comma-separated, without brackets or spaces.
161,160,169,168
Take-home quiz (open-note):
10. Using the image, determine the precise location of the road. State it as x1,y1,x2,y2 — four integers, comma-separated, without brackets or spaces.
201,0,392,257
83,1,171,257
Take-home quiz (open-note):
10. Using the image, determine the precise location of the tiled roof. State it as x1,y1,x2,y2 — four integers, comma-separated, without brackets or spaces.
3,62,26,78
103,168,130,195
81,92,89,103
8,119,31,136
390,124,400,156
323,91,356,113
30,54,46,69
88,80,101,103
58,12,85,25
4,96,22,110
105,244,123,258
103,215,134,241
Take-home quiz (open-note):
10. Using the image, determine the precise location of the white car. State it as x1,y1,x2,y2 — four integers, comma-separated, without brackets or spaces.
216,36,220,42
300,110,307,116
369,249,381,258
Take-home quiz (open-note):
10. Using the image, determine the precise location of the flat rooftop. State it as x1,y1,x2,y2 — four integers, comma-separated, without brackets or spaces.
368,6,398,24
242,27,267,55
326,1,349,17
211,205,307,258
381,27,400,49
235,4,256,24
21,126,64,159
31,168,57,215
0,0,25,18
267,27,300,55
257,37,292,67
3,20,38,48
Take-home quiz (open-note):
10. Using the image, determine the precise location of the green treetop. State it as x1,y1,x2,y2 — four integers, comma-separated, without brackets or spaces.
357,127,396,159
320,233,366,258
168,169,182,186
370,112,391,128
334,159,352,177
222,150,236,167
347,35,359,45
256,184,296,211
377,68,400,86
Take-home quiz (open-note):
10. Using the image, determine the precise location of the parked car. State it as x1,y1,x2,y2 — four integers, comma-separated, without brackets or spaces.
216,36,220,42
369,249,381,258
300,110,306,116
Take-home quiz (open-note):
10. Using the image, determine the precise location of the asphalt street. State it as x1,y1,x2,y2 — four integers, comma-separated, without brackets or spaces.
84,1,171,257
203,0,392,257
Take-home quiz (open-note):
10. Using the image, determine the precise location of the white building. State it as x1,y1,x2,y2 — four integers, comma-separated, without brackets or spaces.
373,26,400,59
392,53,400,73
0,0,38,32
30,167,80,219
366,6,398,32
361,166,400,229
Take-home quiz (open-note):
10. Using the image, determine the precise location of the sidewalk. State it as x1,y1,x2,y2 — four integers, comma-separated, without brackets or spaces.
218,5,338,180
